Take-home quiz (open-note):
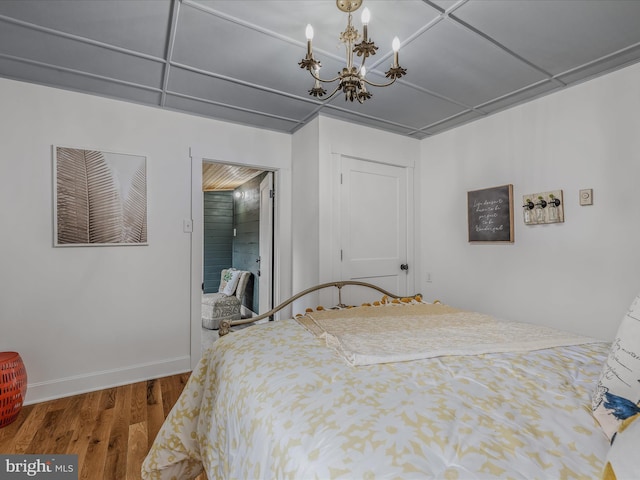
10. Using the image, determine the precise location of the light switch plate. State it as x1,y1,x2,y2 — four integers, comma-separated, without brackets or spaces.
579,189,593,206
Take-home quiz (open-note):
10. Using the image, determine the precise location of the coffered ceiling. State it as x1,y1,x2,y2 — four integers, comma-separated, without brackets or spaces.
1,0,639,140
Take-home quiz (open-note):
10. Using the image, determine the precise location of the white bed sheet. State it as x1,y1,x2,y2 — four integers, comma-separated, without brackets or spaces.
143,316,610,479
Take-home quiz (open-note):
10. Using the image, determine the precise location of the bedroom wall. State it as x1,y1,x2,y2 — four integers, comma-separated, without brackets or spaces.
418,62,640,341
291,117,321,304
0,77,291,404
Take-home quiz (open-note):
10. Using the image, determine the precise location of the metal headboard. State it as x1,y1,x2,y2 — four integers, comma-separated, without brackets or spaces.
219,280,413,336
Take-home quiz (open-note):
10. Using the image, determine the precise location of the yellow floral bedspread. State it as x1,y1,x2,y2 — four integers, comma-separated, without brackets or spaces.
301,303,597,366
142,315,610,479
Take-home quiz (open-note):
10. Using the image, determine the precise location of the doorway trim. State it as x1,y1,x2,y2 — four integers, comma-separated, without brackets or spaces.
259,172,274,314
189,147,290,369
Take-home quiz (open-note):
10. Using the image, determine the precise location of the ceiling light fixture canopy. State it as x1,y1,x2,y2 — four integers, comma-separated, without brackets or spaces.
299,0,407,103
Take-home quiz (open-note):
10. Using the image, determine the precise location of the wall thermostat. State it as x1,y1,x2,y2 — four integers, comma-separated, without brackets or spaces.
579,189,593,206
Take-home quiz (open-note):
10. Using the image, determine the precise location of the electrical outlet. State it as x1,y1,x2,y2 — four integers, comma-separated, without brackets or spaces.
579,189,593,206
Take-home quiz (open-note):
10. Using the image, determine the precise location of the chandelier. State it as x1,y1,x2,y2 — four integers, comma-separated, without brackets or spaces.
298,0,407,103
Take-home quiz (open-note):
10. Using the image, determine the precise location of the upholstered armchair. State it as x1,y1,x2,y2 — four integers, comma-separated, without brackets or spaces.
202,269,251,330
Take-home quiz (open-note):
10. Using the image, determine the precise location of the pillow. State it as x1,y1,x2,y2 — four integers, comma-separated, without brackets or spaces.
601,413,640,480
221,270,241,296
592,294,640,440
218,269,238,294
218,269,234,293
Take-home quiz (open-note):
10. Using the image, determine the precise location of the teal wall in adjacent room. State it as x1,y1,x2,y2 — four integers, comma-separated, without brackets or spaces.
203,191,233,293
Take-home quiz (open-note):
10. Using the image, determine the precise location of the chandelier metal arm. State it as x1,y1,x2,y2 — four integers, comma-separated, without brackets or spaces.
323,84,347,102
361,76,399,89
308,68,342,85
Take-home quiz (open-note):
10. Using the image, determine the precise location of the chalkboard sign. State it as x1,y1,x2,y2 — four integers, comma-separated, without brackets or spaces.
467,184,514,243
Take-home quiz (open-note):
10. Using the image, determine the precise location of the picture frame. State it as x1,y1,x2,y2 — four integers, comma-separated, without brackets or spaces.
53,146,148,247
467,184,514,243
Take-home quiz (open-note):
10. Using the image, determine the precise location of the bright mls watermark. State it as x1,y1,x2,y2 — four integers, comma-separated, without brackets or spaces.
0,455,77,479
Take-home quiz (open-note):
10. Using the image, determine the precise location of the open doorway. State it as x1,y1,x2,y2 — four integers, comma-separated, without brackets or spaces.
190,149,289,369
202,161,274,319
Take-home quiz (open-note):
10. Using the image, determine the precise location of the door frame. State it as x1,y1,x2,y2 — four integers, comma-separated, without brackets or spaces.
259,172,274,314
189,148,287,369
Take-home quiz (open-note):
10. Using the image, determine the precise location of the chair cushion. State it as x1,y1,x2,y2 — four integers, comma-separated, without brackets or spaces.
202,293,241,330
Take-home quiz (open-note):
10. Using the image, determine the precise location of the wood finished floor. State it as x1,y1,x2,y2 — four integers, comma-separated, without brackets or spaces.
0,373,207,480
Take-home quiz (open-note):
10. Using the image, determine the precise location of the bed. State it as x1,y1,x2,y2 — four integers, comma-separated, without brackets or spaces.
142,281,639,480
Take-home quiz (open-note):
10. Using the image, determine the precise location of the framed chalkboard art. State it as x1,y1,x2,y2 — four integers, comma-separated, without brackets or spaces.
467,184,514,243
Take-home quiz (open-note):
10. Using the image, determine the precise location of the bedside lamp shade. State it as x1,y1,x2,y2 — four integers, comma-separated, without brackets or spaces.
0,352,27,428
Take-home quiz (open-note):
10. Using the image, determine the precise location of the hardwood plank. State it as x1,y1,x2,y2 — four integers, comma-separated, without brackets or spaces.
126,421,148,480
51,395,85,454
67,389,103,470
8,402,50,454
0,373,195,479
79,407,114,479
104,383,132,480
130,378,148,425
146,379,165,450
160,373,189,417
0,403,34,450
26,408,66,452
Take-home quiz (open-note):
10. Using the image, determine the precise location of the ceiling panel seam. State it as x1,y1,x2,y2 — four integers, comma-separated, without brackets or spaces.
160,0,182,108
420,108,479,131
322,104,423,131
552,41,640,81
0,14,165,65
0,52,163,94
473,78,556,111
167,90,302,123
358,13,445,74
182,0,308,50
445,14,567,89
169,60,324,106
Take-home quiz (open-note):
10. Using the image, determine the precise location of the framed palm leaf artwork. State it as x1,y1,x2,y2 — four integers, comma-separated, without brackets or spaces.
53,146,148,246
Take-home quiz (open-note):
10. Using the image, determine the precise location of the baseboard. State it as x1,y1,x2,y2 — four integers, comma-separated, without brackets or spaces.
24,355,191,405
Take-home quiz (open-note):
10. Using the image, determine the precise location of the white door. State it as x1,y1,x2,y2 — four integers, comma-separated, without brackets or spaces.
258,173,274,314
340,157,409,305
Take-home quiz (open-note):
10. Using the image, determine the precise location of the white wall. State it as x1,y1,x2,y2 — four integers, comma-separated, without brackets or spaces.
291,117,321,302
0,78,291,403
418,62,640,341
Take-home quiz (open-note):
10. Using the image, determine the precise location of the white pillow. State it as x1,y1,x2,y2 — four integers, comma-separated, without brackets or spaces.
601,413,640,479
592,294,640,440
222,270,241,296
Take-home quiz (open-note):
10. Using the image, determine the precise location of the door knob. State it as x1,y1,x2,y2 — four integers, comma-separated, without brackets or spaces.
400,264,409,271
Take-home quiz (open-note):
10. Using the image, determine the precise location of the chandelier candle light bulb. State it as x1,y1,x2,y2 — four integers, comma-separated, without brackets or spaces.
392,36,400,68
361,7,370,40
305,24,313,54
